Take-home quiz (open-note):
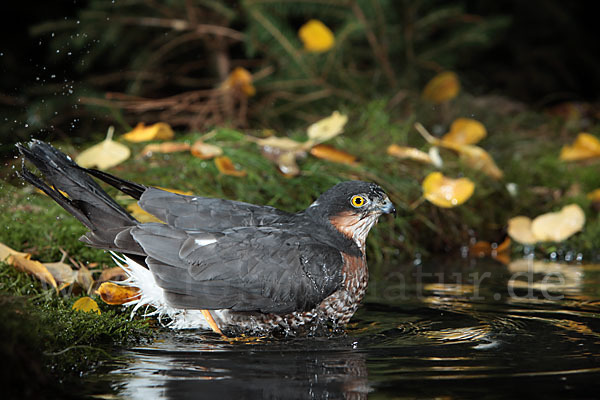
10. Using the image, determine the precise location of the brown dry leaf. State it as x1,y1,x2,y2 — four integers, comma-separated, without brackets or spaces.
531,204,585,242
9,255,57,290
215,156,247,177
221,67,256,96
72,297,101,315
422,71,460,103
127,203,163,223
140,142,190,157
422,171,474,208
98,267,128,283
122,122,175,143
310,144,357,165
191,140,224,160
559,133,600,161
306,111,348,144
0,242,32,262
96,282,141,305
76,266,94,294
75,127,131,170
468,238,511,264
387,144,433,164
298,19,335,53
442,118,487,145
507,216,537,245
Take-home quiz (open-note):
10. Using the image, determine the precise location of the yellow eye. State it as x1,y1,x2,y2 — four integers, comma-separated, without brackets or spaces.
351,195,366,208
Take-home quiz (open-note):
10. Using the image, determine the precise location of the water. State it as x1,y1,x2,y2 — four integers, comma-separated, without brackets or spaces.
89,258,600,398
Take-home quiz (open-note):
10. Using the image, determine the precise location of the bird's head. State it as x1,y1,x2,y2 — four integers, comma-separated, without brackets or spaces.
306,181,395,250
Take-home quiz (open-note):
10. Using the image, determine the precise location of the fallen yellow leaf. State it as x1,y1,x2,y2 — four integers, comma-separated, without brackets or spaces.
442,118,487,145
9,254,57,290
275,151,300,177
191,140,224,160
415,122,503,179
75,127,131,170
507,216,537,245
122,122,175,143
72,296,101,314
387,144,433,164
215,156,247,177
140,141,190,157
508,204,585,244
531,204,585,242
587,188,600,202
298,19,335,53
255,136,307,152
96,282,141,305
310,144,357,165
44,260,76,286
559,132,600,161
422,71,460,103
156,187,194,196
221,67,256,96
127,202,163,223
422,171,474,208
0,242,32,262
306,111,348,144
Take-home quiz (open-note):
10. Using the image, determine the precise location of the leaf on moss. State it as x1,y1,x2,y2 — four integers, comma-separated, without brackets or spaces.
310,144,357,165
140,141,190,157
122,122,175,143
75,127,131,170
76,266,94,294
191,140,223,160
559,133,600,161
221,67,256,96
96,282,141,305
72,297,101,315
98,267,128,283
442,118,487,145
0,242,32,262
298,19,335,53
255,136,307,152
44,260,76,287
215,156,247,177
9,255,58,290
422,71,460,103
306,111,348,145
422,172,474,208
508,204,585,244
387,144,433,164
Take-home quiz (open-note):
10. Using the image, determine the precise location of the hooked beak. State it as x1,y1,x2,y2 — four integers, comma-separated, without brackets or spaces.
379,196,396,217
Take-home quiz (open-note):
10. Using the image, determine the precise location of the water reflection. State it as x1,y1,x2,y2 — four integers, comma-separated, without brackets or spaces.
91,258,600,399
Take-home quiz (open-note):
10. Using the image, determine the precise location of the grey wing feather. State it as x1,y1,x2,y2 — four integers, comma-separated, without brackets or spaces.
138,188,291,231
130,223,343,314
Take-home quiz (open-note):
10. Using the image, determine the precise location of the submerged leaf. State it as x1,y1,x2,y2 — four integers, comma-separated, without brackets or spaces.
310,144,357,165
307,111,348,144
96,282,141,305
387,144,432,164
221,67,255,96
559,132,600,161
75,127,131,170
191,141,223,159
442,118,487,145
422,71,460,103
72,297,101,314
422,172,474,208
298,19,335,52
122,122,175,143
215,156,247,177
